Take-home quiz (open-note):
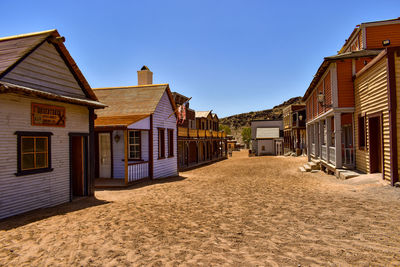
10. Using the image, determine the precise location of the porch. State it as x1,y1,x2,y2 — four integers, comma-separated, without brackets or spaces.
307,110,355,171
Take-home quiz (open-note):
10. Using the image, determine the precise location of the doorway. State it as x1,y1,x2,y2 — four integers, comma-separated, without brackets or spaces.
98,132,112,178
368,116,382,173
70,135,88,197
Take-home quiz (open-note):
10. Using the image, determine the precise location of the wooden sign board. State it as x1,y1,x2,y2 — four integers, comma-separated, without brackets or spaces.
31,103,66,127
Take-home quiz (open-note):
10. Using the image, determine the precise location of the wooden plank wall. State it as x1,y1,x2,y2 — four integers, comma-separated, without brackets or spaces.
395,53,400,179
354,57,391,181
1,41,86,99
337,60,355,108
0,94,89,219
152,91,178,179
365,24,400,49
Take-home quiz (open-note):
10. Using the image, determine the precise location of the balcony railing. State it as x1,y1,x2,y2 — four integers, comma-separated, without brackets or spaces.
128,161,149,182
343,148,354,166
311,143,315,155
177,127,228,139
321,145,327,161
329,147,336,165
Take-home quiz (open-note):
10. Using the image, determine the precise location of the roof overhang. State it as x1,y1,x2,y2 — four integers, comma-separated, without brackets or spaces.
0,81,106,108
95,114,150,128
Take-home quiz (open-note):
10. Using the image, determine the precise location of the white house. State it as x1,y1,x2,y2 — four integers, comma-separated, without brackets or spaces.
0,30,105,219
251,120,284,156
93,66,178,186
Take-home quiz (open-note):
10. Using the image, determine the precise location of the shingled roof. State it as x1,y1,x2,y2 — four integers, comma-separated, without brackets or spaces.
195,111,212,118
93,84,176,126
0,29,99,102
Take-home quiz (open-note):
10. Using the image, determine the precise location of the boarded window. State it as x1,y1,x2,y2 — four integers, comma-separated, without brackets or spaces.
358,116,366,149
168,129,174,157
15,131,52,176
158,128,165,158
128,131,141,159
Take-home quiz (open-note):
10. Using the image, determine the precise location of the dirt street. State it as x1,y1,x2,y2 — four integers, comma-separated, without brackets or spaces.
1,150,400,266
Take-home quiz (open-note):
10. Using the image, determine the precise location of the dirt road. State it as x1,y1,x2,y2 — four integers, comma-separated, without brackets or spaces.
1,150,400,266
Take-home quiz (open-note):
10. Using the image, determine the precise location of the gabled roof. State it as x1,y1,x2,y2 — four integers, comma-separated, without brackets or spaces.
195,110,212,118
0,30,99,101
302,49,382,101
256,128,280,139
93,83,176,120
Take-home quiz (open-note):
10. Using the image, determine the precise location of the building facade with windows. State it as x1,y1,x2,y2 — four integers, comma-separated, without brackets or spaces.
173,95,228,171
93,66,178,185
303,18,400,183
0,30,105,219
283,104,306,155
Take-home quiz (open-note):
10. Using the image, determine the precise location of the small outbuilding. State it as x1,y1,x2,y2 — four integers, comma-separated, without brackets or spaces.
251,120,284,156
0,30,105,219
93,67,178,186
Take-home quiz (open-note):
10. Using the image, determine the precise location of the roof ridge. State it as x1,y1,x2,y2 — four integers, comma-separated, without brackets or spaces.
0,29,56,42
93,83,169,90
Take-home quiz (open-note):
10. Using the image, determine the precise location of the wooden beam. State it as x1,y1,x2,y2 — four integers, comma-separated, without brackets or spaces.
124,130,128,185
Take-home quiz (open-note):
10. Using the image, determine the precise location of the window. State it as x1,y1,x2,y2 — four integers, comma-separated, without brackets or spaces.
262,146,265,151
128,131,141,159
15,131,52,176
168,129,174,157
358,115,366,149
158,128,165,159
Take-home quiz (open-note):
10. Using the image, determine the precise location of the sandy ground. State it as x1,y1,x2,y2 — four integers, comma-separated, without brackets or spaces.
1,150,400,266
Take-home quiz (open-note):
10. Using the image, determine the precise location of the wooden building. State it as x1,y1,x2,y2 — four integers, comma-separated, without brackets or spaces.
0,30,105,219
93,66,178,186
174,95,228,171
303,18,400,183
283,104,306,155
353,47,400,185
251,120,284,156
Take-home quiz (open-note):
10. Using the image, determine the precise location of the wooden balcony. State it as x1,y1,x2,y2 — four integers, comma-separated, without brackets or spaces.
212,131,218,138
206,130,212,137
198,129,206,137
178,127,188,137
189,129,198,138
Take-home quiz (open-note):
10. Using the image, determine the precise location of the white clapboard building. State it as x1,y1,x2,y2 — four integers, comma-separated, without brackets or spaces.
251,120,284,156
0,30,105,219
93,66,178,187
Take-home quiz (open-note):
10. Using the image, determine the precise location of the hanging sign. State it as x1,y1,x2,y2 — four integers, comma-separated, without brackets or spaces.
31,103,66,127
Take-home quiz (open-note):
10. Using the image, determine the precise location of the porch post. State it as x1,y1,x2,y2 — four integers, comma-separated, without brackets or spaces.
314,123,319,158
351,113,355,168
326,116,331,163
319,120,323,159
196,141,199,164
306,124,311,161
124,129,128,185
334,112,342,168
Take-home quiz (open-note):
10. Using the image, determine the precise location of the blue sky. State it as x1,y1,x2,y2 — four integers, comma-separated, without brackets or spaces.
1,1,399,117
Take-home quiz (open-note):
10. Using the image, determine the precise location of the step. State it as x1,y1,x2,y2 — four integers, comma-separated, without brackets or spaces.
303,164,311,172
311,158,321,164
311,170,319,173
308,162,320,170
299,166,306,172
339,170,360,180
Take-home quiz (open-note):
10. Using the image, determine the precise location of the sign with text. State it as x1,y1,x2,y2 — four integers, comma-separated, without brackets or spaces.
31,103,66,127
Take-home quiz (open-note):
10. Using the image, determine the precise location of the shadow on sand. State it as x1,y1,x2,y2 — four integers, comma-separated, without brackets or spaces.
0,197,110,231
95,175,187,192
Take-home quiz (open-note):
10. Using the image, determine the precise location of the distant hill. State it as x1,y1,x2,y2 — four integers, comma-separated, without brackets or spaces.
220,96,303,144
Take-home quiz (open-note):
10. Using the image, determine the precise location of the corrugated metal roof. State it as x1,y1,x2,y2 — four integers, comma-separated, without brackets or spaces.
93,84,175,119
256,128,280,139
95,114,150,127
195,111,211,118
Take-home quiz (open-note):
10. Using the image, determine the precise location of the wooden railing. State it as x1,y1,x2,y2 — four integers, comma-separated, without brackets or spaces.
321,145,327,161
311,143,315,155
128,161,149,182
329,147,336,165
343,148,354,166
177,127,228,139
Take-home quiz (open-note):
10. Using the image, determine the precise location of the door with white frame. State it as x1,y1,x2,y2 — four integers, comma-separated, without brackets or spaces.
98,132,112,178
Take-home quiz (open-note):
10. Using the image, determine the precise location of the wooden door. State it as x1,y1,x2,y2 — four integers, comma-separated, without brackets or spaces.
99,133,112,178
368,116,382,173
71,136,85,196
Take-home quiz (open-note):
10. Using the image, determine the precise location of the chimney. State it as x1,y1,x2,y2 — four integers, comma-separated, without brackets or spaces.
137,65,153,85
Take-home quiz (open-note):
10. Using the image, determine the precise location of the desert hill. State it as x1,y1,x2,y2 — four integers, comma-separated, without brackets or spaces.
220,96,303,144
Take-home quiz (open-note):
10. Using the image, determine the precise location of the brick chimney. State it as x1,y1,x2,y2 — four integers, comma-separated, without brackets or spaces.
137,65,153,85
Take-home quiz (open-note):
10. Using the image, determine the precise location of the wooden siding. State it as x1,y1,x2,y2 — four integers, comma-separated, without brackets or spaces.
395,53,400,179
152,91,178,179
365,24,400,49
337,59,355,108
128,116,150,130
1,41,86,99
324,71,332,108
354,57,391,181
317,83,323,116
0,94,89,219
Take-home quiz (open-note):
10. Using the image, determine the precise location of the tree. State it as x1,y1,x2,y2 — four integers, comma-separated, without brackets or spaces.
241,127,251,147
219,124,231,135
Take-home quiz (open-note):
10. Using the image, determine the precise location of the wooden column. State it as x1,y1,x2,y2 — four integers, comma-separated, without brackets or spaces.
306,124,311,161
326,116,331,163
124,129,128,185
334,112,342,168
